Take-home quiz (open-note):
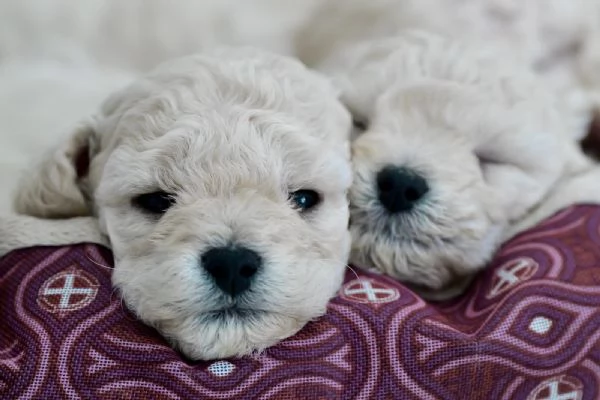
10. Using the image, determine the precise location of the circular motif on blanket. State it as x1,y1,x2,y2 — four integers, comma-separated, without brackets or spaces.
486,257,538,299
340,278,400,305
527,375,583,400
37,266,99,316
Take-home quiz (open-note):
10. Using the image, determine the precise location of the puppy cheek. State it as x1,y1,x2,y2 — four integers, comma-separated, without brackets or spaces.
340,229,352,266
112,251,203,323
301,260,346,315
315,198,352,263
111,259,147,318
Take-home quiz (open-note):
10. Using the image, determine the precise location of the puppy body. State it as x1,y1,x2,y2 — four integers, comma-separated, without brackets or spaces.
295,0,600,140
14,48,353,360
296,0,599,69
321,32,591,298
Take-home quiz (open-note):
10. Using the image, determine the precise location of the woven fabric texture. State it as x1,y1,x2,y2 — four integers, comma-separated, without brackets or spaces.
2,205,600,399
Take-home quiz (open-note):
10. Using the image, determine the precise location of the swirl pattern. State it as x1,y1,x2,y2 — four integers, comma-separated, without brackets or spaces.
2,205,600,399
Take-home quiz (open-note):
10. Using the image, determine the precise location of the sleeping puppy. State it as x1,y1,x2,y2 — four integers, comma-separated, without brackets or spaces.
13,47,353,360
320,31,591,299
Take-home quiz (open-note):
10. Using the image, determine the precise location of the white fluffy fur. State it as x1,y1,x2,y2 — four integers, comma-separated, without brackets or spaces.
320,32,593,299
294,0,600,139
14,47,353,360
296,0,599,67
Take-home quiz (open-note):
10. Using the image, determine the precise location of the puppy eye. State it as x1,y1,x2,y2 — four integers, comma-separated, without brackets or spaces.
133,191,176,215
352,118,368,131
477,154,501,176
289,190,321,212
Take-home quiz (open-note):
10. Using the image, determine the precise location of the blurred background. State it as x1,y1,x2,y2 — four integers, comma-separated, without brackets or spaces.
0,0,325,214
1,0,598,214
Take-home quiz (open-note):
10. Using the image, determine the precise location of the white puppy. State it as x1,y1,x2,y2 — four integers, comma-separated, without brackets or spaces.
320,32,591,299
14,47,353,360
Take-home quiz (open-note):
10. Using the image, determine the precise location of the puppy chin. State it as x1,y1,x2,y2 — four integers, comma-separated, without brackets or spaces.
349,221,504,300
161,311,309,360
406,275,476,302
111,242,347,360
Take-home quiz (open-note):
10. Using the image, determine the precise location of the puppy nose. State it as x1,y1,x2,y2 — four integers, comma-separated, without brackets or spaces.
201,246,262,297
376,166,429,213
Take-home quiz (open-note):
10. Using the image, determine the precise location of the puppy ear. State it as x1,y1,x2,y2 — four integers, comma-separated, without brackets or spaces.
13,121,99,218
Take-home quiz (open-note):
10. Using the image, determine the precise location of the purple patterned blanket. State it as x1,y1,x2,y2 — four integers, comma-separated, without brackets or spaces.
2,205,600,399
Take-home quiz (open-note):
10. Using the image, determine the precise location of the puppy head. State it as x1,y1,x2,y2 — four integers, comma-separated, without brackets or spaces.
347,81,568,299
15,49,352,359
318,33,579,299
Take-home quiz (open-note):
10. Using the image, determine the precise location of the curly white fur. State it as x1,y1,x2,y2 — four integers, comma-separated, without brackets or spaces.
320,32,593,299
14,47,353,360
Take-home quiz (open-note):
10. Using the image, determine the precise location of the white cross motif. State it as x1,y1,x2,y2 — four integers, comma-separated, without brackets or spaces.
487,257,538,299
341,278,400,304
38,268,99,315
527,376,583,400
44,274,95,308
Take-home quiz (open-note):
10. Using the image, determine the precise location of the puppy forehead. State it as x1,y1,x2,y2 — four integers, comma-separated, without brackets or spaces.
352,112,480,179
111,112,349,195
104,50,340,125
152,114,310,167
100,52,351,197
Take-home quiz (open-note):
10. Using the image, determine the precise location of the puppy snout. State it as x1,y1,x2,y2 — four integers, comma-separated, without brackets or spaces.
201,246,262,297
376,166,429,213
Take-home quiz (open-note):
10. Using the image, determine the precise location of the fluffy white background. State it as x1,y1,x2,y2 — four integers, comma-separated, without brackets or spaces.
2,0,597,216
0,0,322,214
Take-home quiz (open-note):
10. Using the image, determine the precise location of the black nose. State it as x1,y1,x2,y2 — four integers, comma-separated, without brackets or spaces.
201,246,262,297
376,166,429,213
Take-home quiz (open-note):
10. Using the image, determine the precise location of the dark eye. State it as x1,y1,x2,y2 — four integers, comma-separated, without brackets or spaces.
352,118,368,131
289,190,321,212
133,191,175,215
476,153,504,181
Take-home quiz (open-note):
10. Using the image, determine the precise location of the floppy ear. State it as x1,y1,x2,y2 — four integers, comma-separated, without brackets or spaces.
13,121,99,218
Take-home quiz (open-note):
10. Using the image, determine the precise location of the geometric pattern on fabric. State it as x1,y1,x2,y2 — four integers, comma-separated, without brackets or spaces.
2,204,600,399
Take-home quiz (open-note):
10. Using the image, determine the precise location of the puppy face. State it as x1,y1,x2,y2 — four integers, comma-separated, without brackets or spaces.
349,86,508,298
324,34,577,299
15,49,352,359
